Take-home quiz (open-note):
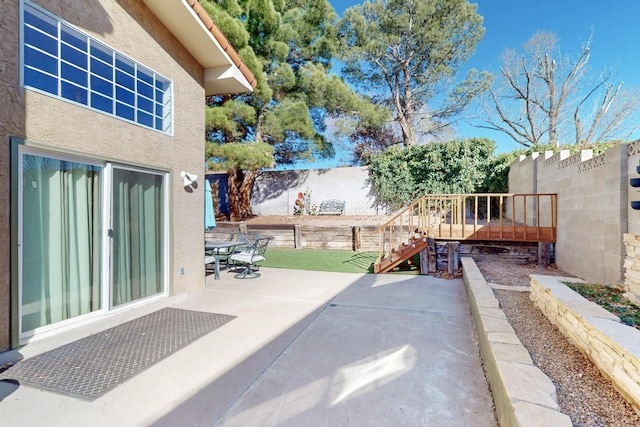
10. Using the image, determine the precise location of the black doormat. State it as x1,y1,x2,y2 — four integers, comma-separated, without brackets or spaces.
0,308,235,400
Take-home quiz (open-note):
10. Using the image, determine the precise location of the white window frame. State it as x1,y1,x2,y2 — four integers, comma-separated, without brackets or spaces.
20,1,174,135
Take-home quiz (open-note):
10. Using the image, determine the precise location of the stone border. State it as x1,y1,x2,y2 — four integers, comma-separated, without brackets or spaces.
530,274,640,411
461,257,572,426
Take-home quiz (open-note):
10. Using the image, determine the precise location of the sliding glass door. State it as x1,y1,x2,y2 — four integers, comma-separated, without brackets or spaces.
20,153,102,333
110,167,166,307
18,149,168,339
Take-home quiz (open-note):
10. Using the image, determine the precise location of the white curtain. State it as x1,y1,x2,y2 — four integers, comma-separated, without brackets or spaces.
111,168,163,307
21,155,101,332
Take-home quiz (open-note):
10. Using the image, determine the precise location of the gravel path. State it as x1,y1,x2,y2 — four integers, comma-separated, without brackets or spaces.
476,260,640,427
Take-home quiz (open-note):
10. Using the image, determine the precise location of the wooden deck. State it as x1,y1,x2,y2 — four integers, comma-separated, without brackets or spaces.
419,224,556,242
373,193,557,273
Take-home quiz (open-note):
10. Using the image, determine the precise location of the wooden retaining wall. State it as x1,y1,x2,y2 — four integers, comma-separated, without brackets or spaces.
205,222,380,251
205,223,541,266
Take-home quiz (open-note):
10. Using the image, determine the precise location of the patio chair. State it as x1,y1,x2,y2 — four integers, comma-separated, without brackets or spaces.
229,237,270,279
207,232,259,270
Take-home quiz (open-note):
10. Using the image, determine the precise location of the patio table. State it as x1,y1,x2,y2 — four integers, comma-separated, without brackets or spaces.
205,241,241,279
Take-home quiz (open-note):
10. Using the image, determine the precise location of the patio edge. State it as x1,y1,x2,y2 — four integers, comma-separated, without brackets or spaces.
461,257,572,427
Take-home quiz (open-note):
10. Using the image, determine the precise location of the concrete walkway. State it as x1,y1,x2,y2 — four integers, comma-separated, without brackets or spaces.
0,268,496,426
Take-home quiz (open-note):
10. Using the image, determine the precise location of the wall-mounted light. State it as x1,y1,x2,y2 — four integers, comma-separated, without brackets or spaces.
181,171,198,188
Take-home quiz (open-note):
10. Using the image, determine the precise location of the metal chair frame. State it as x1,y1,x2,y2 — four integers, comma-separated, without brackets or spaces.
229,237,271,279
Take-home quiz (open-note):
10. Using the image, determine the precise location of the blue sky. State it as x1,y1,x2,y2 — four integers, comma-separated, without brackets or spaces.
287,0,640,169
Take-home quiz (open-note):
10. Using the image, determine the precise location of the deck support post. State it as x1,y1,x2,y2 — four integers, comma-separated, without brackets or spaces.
447,242,459,275
538,242,551,267
428,237,436,273
419,248,429,274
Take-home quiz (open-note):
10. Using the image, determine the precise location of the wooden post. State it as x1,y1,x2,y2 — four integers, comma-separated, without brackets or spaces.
538,242,551,267
419,248,429,274
447,242,459,276
428,237,436,273
294,224,302,249
353,226,362,251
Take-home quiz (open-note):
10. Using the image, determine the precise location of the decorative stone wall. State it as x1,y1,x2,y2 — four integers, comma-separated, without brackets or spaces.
530,275,640,412
623,233,640,301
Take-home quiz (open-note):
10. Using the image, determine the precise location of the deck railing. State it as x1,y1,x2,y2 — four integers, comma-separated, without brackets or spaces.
372,193,557,264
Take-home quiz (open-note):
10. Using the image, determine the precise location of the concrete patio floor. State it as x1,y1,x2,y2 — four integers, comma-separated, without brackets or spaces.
0,268,496,426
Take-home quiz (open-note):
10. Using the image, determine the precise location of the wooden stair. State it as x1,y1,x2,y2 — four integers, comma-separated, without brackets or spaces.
374,235,430,273
371,193,557,274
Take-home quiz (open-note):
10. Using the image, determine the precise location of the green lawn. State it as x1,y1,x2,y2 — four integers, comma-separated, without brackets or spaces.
262,248,420,274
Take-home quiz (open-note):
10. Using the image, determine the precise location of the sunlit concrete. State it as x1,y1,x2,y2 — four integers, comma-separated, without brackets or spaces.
0,268,496,426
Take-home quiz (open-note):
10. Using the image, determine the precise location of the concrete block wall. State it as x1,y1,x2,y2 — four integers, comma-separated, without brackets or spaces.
505,152,555,227
627,141,640,234
509,144,628,285
248,167,382,216
530,275,640,412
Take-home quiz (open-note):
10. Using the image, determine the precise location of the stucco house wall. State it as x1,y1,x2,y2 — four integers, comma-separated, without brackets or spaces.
0,0,24,351
0,0,252,350
24,0,206,299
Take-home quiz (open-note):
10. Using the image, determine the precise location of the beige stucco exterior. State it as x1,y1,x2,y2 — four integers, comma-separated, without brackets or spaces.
0,0,252,350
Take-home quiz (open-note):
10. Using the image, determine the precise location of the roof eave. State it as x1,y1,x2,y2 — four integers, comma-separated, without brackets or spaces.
142,0,256,95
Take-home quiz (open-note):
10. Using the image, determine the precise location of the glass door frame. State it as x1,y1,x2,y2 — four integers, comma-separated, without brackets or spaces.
103,163,170,313
13,143,170,345
16,146,106,343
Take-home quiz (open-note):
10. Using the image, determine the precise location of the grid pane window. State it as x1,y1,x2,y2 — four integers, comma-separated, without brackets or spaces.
61,24,86,51
61,44,87,69
61,81,87,104
90,40,113,64
116,103,135,121
137,80,153,99
116,86,135,106
91,93,113,113
61,62,87,86
90,56,113,81
24,46,57,75
116,54,135,77
137,96,153,114
22,2,173,135
24,68,57,93
24,26,57,55
116,69,135,91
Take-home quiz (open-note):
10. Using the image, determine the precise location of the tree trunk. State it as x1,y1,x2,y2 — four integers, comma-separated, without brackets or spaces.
397,115,416,146
227,168,244,222
227,167,259,221
239,169,257,218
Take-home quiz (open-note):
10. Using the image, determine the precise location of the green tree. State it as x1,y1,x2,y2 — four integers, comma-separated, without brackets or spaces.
337,0,491,147
365,138,496,210
203,0,387,220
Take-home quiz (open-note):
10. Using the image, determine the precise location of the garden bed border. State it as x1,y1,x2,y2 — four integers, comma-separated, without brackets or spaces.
461,257,571,427
530,274,640,412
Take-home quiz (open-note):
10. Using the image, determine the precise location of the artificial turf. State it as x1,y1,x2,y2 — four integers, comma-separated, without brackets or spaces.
261,248,420,274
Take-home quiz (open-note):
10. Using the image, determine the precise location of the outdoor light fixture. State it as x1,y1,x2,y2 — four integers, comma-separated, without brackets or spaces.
181,171,198,187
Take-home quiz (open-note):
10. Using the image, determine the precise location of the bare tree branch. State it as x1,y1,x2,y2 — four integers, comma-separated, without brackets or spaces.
473,30,640,147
